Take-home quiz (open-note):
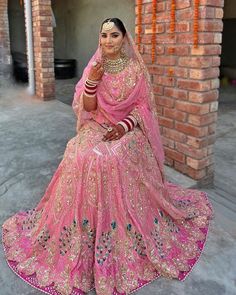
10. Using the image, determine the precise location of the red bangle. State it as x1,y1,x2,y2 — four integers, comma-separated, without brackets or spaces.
117,115,137,133
84,79,98,97
123,118,133,131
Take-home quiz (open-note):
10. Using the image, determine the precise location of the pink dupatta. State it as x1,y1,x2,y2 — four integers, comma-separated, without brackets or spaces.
72,29,188,220
72,31,165,170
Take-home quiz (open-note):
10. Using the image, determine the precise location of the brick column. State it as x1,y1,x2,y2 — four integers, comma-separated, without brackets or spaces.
0,0,12,84
135,0,224,185
32,0,55,100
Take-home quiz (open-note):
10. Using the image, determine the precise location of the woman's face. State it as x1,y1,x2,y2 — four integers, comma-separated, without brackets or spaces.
100,24,124,59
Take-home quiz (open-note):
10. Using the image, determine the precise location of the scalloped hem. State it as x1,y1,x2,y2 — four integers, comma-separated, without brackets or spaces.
2,219,212,295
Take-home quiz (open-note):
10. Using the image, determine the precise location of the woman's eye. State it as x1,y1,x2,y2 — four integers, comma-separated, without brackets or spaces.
100,34,119,38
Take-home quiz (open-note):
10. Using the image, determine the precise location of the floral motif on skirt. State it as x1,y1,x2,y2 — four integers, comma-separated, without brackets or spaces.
2,121,213,295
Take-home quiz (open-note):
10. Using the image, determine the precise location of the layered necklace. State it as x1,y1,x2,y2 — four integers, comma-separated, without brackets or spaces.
103,53,129,74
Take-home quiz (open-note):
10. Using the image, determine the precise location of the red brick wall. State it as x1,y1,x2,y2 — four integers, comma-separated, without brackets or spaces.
135,0,224,184
0,0,11,83
31,0,55,99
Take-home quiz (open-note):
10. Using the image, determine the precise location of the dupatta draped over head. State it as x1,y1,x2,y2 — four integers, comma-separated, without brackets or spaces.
73,29,165,172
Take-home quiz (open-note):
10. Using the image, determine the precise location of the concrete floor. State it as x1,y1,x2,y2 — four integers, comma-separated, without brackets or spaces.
219,84,236,106
0,82,236,295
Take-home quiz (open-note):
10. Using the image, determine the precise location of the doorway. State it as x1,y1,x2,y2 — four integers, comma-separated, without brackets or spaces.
219,0,236,107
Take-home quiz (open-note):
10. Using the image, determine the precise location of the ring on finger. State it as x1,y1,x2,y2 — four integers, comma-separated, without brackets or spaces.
107,127,113,132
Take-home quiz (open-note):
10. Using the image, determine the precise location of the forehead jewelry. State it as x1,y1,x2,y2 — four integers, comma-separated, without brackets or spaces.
102,20,115,31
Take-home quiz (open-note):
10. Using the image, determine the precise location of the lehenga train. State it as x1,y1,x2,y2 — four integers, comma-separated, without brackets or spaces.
2,119,213,295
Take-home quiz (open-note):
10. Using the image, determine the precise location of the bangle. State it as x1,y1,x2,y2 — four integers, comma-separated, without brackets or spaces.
117,115,137,133
117,121,129,133
87,78,99,85
127,115,138,127
84,79,99,97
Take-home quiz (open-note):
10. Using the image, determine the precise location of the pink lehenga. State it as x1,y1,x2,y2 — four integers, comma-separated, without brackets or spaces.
2,31,213,295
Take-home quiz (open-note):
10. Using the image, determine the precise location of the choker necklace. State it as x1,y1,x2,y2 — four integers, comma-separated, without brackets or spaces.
103,55,129,74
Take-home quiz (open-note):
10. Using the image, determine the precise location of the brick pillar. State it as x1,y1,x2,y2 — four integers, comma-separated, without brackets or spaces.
0,0,12,85
32,0,55,100
135,0,224,185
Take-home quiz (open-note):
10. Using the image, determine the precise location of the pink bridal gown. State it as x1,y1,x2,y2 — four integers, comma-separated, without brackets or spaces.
2,59,213,295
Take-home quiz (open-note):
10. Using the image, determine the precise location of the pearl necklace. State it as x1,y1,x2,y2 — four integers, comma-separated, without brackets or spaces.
103,55,129,74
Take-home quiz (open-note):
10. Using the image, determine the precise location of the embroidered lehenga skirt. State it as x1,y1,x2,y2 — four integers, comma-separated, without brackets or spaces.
2,120,213,295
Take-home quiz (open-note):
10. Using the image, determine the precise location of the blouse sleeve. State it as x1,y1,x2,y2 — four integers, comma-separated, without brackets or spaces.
72,72,93,132
130,107,145,131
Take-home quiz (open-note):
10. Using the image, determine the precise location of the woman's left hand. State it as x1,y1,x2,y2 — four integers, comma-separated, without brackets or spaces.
103,125,125,141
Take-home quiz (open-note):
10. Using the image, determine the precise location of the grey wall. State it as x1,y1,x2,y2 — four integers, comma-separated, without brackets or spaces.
224,0,236,19
52,0,135,78
221,0,236,68
221,19,236,67
8,0,26,54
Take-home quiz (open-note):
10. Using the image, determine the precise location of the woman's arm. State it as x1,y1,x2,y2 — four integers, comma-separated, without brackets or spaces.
82,61,104,112
83,93,97,112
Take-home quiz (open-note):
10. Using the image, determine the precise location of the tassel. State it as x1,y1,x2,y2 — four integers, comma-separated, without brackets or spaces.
193,0,200,48
168,0,176,75
137,0,143,52
170,0,176,34
151,0,157,63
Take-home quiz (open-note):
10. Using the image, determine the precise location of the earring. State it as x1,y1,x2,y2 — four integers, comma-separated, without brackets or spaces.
101,48,106,59
121,45,126,57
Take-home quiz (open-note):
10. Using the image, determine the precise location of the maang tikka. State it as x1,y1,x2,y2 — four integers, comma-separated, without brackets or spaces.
102,19,115,31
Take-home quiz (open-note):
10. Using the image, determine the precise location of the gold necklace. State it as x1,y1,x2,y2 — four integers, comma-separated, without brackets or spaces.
103,55,129,74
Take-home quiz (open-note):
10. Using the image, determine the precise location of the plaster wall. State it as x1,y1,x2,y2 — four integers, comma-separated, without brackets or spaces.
224,0,236,19
8,0,26,54
221,0,236,69
52,0,135,77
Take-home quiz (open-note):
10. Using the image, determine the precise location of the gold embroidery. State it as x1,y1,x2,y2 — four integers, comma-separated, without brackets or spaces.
103,59,142,102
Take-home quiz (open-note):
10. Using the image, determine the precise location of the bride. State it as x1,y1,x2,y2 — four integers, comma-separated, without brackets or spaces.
2,18,213,295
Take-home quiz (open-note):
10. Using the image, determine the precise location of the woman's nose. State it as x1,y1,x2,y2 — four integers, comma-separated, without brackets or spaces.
106,36,112,43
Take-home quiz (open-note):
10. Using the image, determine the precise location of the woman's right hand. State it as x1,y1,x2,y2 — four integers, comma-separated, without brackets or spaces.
88,61,104,81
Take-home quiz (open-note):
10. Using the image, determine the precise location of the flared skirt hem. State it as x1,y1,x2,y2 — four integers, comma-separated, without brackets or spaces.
2,220,211,295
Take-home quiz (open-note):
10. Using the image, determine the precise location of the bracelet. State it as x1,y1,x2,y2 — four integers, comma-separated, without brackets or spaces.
117,115,137,133
87,78,99,85
84,79,99,97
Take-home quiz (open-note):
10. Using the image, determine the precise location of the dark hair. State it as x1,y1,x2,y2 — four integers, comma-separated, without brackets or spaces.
101,18,126,37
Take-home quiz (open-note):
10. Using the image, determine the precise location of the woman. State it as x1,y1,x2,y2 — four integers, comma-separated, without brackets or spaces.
2,18,213,295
